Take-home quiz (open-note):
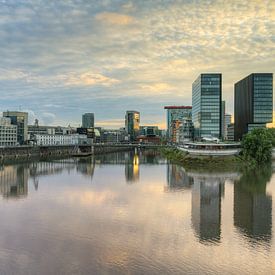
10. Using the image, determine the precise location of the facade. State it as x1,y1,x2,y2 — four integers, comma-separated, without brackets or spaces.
192,74,222,139
227,123,235,141
3,111,28,145
221,101,225,139
0,117,17,146
34,134,87,146
178,119,194,143
234,73,273,141
82,113,94,128
28,125,72,139
125,111,140,142
224,114,232,140
101,129,127,143
140,126,159,137
164,106,192,141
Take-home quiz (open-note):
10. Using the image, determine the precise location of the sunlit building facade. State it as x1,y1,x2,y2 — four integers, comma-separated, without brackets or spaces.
164,106,192,141
125,111,140,142
192,74,222,139
234,73,273,141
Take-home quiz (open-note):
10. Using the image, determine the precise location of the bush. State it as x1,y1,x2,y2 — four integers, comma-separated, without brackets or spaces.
241,128,272,165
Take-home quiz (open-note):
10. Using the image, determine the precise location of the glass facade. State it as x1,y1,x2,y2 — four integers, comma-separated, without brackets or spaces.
192,74,222,138
165,106,192,140
253,75,273,123
125,111,140,142
82,113,94,128
234,73,273,140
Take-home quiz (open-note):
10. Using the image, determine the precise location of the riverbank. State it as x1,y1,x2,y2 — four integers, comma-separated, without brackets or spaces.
160,147,243,172
0,145,132,162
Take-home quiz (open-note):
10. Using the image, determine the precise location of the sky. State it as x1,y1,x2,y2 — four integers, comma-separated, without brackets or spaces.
0,0,274,129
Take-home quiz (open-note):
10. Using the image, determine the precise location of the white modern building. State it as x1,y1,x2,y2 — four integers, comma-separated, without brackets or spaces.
34,134,87,146
0,117,17,146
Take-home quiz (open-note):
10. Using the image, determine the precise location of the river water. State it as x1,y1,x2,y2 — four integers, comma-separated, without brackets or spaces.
0,150,275,274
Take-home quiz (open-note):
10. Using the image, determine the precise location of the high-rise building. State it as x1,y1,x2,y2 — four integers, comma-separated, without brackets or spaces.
224,114,232,140
192,73,222,139
3,111,28,145
221,101,225,139
234,73,273,141
125,111,140,142
164,106,192,141
82,113,94,128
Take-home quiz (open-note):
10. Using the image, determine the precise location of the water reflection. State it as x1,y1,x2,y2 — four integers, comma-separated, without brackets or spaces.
165,164,193,192
0,152,275,273
0,165,28,199
234,166,272,243
190,172,225,244
125,151,140,183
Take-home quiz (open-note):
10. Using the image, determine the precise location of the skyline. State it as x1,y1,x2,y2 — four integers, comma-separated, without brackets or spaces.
0,0,274,129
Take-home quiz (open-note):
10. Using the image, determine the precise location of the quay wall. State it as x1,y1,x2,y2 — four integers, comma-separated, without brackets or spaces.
0,145,132,161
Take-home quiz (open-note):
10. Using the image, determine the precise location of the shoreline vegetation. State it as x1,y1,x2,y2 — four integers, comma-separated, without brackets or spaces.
161,128,275,172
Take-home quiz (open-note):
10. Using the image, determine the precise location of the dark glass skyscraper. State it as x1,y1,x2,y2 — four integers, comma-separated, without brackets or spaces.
234,73,273,141
82,113,94,128
192,74,222,138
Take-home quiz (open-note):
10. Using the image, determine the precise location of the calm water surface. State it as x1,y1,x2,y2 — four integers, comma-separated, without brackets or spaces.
0,150,275,274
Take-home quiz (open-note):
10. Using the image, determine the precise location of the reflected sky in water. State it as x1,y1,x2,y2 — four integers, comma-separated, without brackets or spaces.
0,151,275,274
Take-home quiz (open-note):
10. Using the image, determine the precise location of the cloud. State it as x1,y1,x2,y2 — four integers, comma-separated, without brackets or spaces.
95,12,135,25
64,72,119,87
0,0,274,127
140,82,175,94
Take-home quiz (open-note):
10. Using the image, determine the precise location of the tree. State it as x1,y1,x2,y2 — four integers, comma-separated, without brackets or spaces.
241,128,272,165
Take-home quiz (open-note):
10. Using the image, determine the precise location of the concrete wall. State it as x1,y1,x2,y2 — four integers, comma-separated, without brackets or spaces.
0,145,132,161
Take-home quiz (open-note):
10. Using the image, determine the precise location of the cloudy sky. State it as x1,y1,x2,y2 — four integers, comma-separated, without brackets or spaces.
0,0,274,128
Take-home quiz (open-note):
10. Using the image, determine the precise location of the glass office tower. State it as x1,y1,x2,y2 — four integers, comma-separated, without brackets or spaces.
234,73,273,141
192,74,222,138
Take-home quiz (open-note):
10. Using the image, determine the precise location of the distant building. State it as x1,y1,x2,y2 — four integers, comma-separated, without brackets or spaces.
224,114,232,140
234,73,273,141
139,126,159,137
0,117,17,146
3,111,28,145
28,124,71,139
34,134,87,146
101,128,127,143
192,74,222,139
125,111,140,142
221,101,225,139
82,113,94,128
227,123,234,141
164,106,192,141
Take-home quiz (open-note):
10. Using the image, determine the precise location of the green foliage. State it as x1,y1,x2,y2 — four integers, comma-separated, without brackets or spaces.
266,128,275,147
241,128,272,165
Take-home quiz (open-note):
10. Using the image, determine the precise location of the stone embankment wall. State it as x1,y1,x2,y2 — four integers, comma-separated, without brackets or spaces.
0,145,131,161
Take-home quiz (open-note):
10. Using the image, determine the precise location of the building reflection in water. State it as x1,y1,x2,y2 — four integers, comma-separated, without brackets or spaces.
191,172,224,244
165,164,193,192
234,166,272,243
29,160,77,189
76,157,95,180
0,165,28,199
125,151,140,183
